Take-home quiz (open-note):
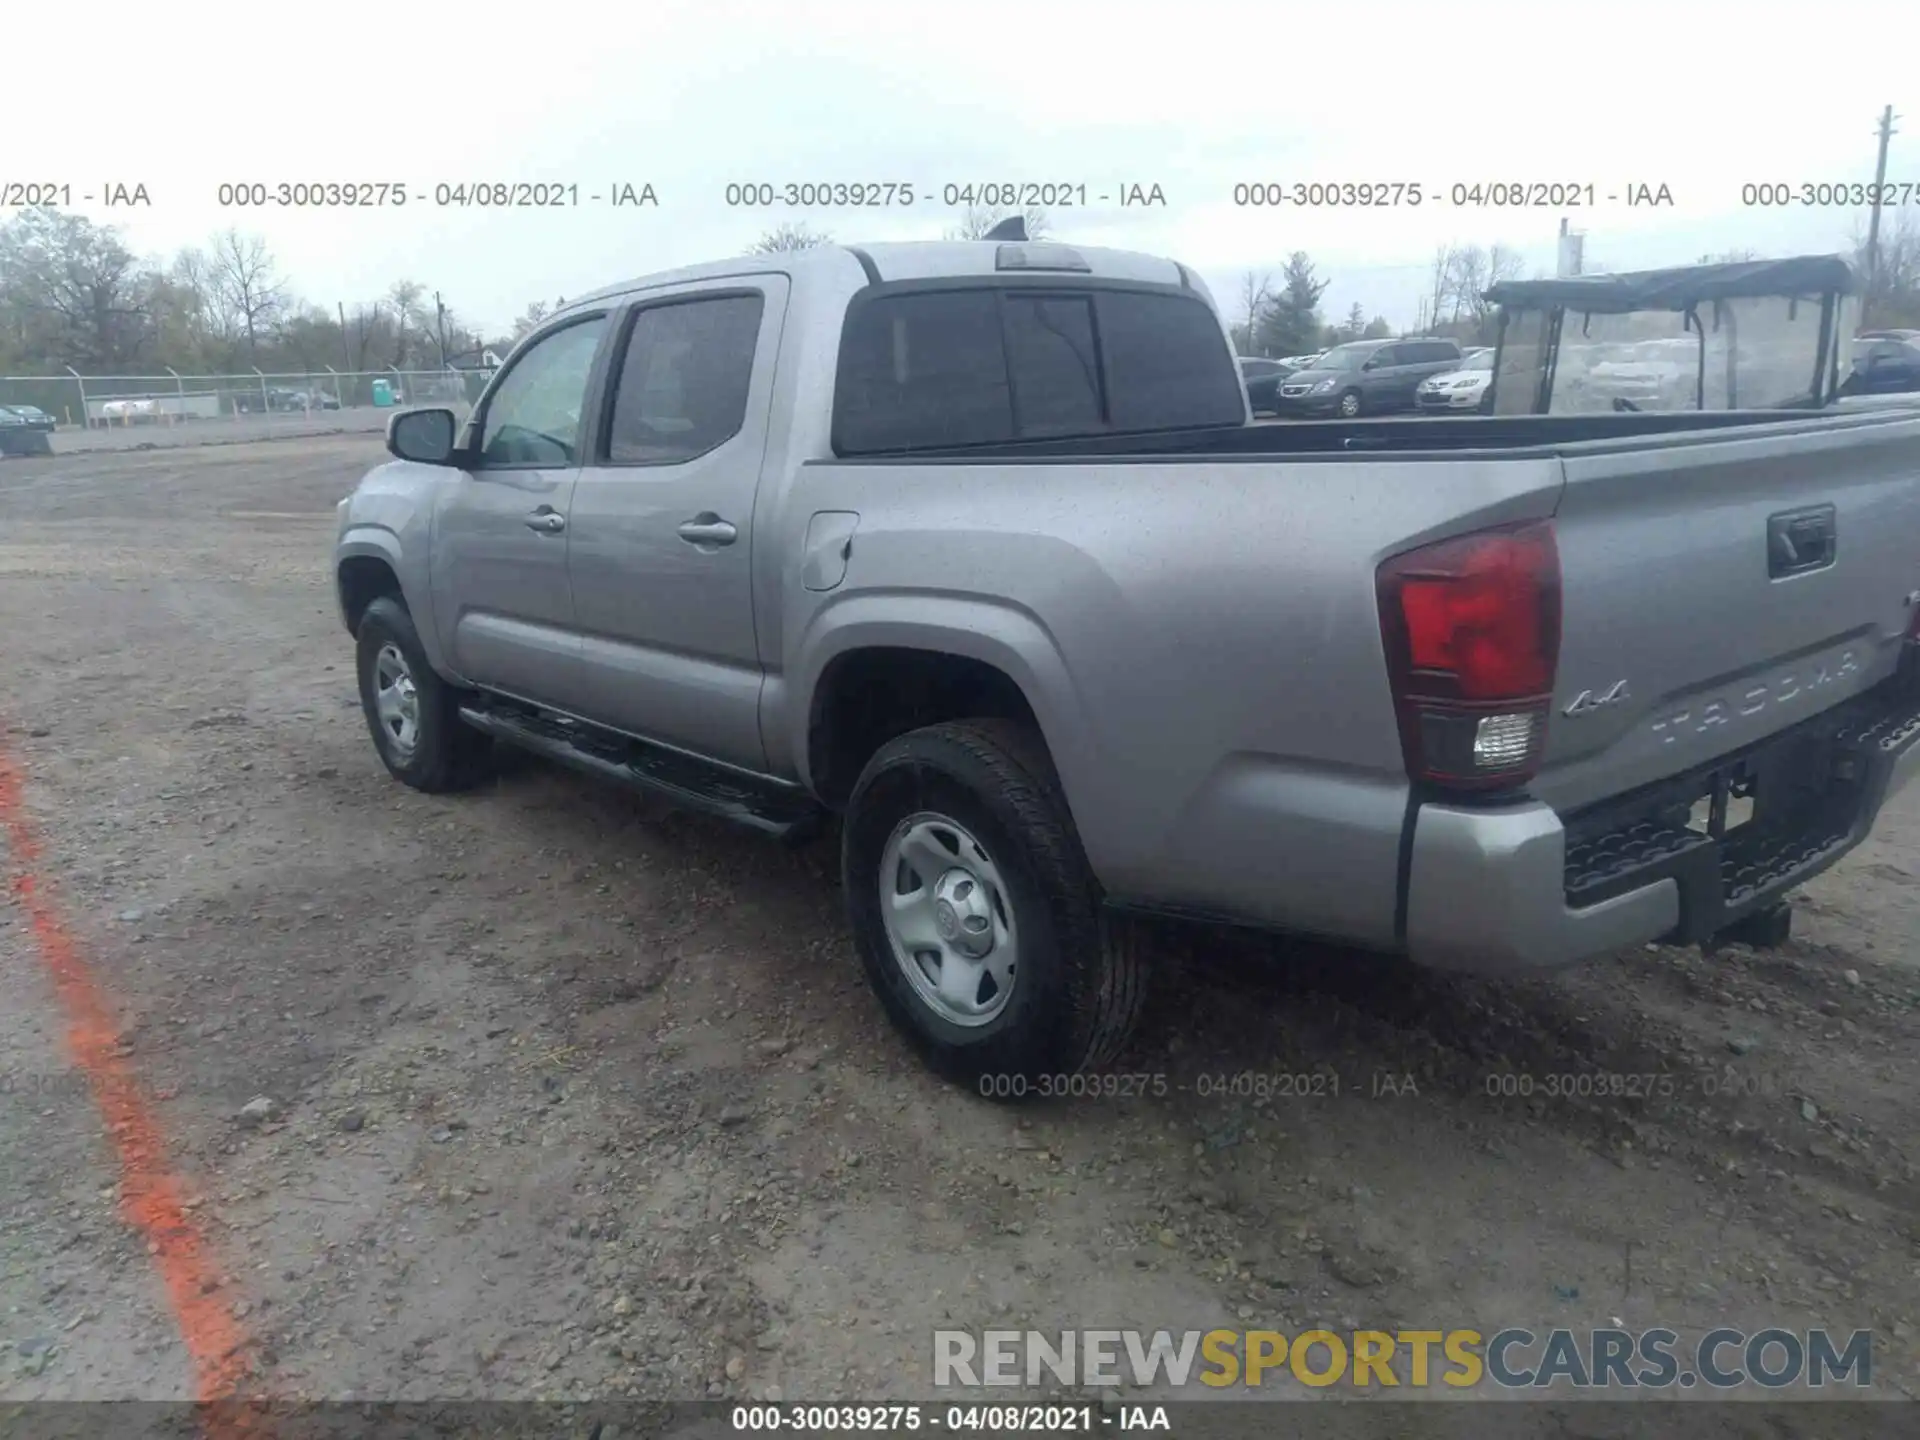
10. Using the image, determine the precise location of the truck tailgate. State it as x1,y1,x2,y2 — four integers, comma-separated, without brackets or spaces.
1537,410,1920,819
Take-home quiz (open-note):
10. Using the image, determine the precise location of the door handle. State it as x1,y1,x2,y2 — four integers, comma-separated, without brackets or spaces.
525,509,566,534
678,515,738,547
1767,504,1836,578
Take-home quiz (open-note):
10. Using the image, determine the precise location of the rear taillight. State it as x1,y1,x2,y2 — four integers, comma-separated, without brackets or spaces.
1376,520,1561,791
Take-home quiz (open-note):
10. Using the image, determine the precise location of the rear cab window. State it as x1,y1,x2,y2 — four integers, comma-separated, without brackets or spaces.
832,283,1244,455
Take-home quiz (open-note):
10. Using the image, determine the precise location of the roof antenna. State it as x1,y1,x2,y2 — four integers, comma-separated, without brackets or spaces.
983,215,1027,241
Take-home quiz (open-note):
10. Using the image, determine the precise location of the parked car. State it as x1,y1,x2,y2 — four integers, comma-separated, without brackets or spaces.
0,406,53,455
1415,346,1496,414
334,236,1920,1087
1840,336,1920,397
1582,338,1699,410
1238,357,1289,415
233,387,310,414
283,389,343,411
1272,337,1464,417
3,403,56,432
1857,328,1920,342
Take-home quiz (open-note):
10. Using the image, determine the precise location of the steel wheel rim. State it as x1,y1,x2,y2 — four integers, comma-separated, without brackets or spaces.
878,811,1019,1027
372,642,421,760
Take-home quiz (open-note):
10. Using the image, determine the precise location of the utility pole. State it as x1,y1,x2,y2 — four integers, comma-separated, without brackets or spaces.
434,292,448,368
337,301,353,397
1863,105,1899,325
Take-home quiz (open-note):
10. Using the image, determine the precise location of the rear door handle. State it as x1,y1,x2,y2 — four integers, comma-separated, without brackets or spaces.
678,515,738,547
525,508,566,534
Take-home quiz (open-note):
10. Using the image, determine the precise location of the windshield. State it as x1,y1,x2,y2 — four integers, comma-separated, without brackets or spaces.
1463,349,1493,370
1313,345,1372,371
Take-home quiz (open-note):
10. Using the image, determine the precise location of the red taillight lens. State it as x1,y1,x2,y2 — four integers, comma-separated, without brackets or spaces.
1377,521,1561,790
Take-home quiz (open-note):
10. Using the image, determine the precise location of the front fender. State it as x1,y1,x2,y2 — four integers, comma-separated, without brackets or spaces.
334,461,454,678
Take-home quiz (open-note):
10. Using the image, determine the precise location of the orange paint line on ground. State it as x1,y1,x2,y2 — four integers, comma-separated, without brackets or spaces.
0,742,266,1434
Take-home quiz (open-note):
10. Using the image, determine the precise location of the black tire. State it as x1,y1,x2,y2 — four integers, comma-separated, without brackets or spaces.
1337,389,1362,418
354,596,494,792
841,719,1151,1094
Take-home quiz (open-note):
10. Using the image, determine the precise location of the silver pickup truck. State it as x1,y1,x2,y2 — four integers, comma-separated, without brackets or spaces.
334,236,1920,1088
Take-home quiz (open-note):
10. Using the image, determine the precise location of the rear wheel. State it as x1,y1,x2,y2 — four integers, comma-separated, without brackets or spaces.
842,720,1151,1094
1337,389,1362,418
354,597,494,792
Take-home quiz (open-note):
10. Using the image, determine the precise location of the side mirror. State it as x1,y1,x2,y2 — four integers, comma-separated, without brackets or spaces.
387,407,458,464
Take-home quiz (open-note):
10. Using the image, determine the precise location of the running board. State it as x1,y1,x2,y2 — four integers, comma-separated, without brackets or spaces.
457,699,827,843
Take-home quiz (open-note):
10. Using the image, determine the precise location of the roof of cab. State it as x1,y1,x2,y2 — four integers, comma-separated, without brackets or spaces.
560,239,1192,314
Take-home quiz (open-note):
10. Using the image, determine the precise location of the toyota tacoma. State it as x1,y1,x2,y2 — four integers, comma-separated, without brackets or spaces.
333,233,1920,1087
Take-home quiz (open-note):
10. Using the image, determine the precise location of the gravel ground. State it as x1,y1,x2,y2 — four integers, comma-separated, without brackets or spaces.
0,435,1917,1427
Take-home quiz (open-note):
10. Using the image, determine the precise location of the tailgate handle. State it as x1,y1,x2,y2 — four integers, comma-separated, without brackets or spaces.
1767,505,1836,579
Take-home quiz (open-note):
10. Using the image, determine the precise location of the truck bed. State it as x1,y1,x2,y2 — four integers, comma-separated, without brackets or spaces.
788,402,1920,961
849,406,1884,462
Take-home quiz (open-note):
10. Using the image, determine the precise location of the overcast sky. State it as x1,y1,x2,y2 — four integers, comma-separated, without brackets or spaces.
12,0,1914,338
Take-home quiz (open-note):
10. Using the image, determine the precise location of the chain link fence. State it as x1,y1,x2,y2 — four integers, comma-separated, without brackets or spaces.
0,368,493,429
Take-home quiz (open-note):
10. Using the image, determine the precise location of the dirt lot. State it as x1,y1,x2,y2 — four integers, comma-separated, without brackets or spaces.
1,434,1917,1427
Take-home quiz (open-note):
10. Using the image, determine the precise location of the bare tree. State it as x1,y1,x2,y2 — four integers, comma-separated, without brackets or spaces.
387,281,427,367
1237,271,1274,355
1455,245,1525,332
344,302,385,371
749,223,833,253
1447,246,1489,325
1425,244,1458,335
207,229,286,355
1855,210,1920,326
510,300,550,340
944,206,1049,241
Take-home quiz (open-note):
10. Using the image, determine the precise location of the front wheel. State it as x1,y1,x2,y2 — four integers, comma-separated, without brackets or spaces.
354,597,494,792
842,720,1151,1092
1336,389,1362,418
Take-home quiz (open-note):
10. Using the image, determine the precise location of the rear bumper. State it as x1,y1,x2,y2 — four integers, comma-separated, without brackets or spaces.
1416,391,1485,411
1404,671,1920,975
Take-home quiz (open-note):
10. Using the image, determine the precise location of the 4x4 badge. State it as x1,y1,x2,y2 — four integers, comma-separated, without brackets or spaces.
1563,680,1630,717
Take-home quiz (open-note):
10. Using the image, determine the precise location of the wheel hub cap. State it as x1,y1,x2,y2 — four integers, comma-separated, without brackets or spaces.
878,814,1019,1027
372,643,421,759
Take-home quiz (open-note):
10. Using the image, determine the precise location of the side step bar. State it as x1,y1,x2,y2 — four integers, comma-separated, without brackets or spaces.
457,699,828,844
